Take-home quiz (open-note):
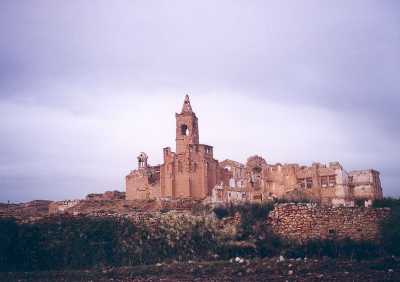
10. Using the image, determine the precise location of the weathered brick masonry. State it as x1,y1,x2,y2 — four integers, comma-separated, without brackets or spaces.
126,96,383,206
268,204,390,242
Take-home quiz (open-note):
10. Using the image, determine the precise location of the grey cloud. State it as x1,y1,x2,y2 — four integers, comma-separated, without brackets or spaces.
0,1,399,200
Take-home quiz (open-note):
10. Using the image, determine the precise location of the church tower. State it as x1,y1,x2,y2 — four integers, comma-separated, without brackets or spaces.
159,94,218,200
175,95,199,154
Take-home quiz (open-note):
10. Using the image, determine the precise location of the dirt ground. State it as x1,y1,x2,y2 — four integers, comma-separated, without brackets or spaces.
1,256,399,282
0,199,163,221
0,200,51,221
65,199,161,215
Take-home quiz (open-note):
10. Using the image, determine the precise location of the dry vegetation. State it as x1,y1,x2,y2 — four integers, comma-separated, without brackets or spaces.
0,198,399,281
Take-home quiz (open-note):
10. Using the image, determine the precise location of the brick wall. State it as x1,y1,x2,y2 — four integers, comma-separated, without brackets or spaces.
268,203,390,242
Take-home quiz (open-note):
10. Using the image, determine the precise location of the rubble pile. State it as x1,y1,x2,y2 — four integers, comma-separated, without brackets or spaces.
52,199,161,216
160,198,200,211
86,190,126,201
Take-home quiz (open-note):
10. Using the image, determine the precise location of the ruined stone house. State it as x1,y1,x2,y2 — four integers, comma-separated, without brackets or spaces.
126,95,383,206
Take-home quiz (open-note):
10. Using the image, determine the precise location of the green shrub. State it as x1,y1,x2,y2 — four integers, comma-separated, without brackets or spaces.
213,202,274,239
213,202,274,221
373,197,400,208
2,199,397,272
217,241,257,259
235,202,274,239
284,238,381,260
254,227,282,257
273,198,314,204
380,206,400,256
0,218,18,271
0,215,224,271
213,206,230,219
371,197,400,256
191,202,212,216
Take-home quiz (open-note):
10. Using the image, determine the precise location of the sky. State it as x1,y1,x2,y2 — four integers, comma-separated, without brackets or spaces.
0,1,399,202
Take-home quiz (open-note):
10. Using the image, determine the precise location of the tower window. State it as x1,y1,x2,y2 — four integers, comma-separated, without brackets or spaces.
181,124,189,136
306,177,313,188
252,166,262,173
329,175,336,186
178,161,183,173
321,176,328,187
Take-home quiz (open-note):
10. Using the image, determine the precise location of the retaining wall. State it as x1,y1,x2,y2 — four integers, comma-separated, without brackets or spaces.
268,203,390,242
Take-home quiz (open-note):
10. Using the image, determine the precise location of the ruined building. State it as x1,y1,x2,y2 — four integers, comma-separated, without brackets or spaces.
126,95,218,201
126,96,383,206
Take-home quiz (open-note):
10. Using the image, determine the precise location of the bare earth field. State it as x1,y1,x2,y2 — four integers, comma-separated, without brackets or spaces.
0,200,51,221
0,199,162,221
1,257,399,282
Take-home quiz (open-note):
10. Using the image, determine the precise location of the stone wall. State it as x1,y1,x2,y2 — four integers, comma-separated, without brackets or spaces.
86,191,125,201
49,200,80,214
268,203,390,242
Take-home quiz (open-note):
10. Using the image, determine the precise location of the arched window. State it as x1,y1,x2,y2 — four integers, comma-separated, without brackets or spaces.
181,124,189,136
178,161,183,173
252,166,262,173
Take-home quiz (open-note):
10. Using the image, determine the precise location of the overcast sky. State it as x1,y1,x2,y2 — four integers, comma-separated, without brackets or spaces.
1,1,399,202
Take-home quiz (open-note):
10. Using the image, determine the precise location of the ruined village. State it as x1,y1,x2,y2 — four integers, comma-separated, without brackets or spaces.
46,95,383,214
1,96,399,281
3,0,400,280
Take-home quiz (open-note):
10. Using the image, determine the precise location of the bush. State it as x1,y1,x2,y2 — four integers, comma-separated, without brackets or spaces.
273,198,314,204
3,199,397,272
235,202,274,239
371,197,400,256
255,227,282,257
191,202,211,216
0,218,18,271
213,206,230,219
0,214,225,271
373,197,400,208
380,206,400,256
284,239,381,260
213,202,274,239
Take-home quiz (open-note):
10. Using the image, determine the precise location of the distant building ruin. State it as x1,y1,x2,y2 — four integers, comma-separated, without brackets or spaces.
126,95,383,206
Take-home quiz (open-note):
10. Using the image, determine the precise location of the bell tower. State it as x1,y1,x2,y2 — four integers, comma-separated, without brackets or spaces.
175,95,199,154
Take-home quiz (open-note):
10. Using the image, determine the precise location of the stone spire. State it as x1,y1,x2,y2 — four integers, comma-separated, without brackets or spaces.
181,94,193,113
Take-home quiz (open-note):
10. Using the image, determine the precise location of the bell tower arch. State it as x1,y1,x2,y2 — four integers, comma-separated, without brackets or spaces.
175,95,199,154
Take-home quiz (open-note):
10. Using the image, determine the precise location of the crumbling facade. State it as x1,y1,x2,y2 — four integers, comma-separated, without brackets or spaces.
214,157,383,206
126,95,218,201
126,96,383,206
49,200,80,214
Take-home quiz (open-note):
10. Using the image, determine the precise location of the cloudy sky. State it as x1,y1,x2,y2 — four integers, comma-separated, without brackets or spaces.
1,1,399,202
